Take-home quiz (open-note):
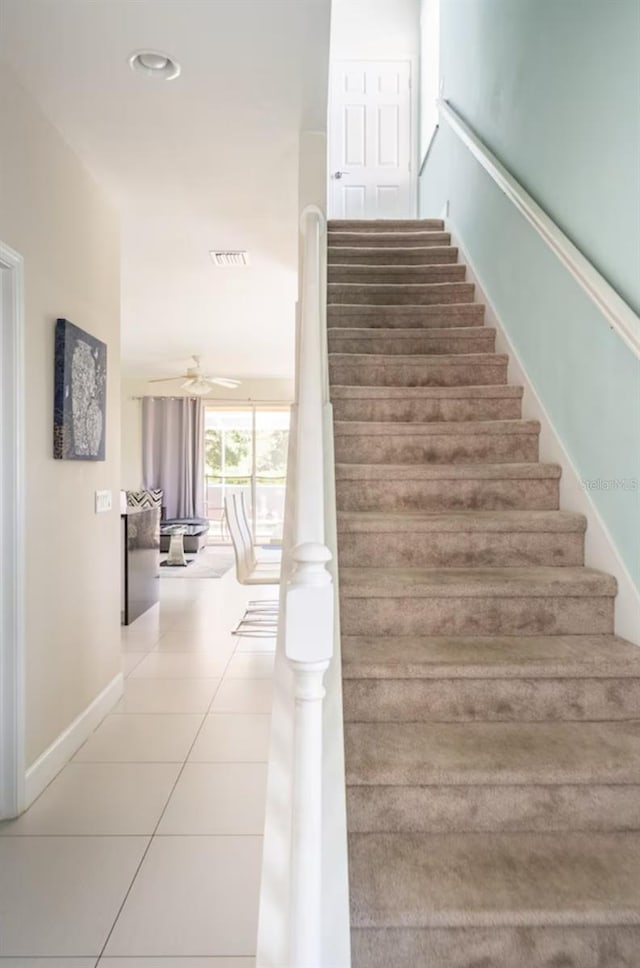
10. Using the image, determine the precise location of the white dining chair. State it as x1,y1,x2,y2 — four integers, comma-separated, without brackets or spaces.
224,492,280,635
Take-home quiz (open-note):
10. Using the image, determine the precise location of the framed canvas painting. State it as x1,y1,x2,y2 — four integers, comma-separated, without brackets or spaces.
53,318,107,460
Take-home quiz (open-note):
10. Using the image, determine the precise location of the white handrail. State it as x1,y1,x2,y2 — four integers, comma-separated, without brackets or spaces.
437,99,640,359
284,204,334,968
419,122,440,177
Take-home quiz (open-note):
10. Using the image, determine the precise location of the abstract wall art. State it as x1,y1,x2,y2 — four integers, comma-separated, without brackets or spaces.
54,318,107,460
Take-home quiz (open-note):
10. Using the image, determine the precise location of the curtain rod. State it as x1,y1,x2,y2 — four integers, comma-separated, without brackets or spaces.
128,396,293,404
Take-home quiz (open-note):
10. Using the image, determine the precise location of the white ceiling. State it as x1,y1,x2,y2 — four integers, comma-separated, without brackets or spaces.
0,0,331,380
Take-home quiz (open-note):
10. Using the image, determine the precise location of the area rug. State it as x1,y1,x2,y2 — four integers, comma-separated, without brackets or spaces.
160,546,235,579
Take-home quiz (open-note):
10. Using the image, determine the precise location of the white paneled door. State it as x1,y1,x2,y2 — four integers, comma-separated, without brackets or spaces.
328,61,414,220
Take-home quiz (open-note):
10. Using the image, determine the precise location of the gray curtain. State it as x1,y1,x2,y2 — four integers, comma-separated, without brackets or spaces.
142,397,205,520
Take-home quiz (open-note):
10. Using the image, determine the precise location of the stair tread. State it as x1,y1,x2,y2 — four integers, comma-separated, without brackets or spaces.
328,219,445,230
329,281,472,291
328,326,490,339
328,265,466,274
329,352,507,365
335,461,559,480
328,266,467,282
334,418,539,436
345,721,640,785
329,231,450,240
327,244,457,255
349,831,640,928
331,384,522,399
342,634,640,679
329,301,480,312
339,566,617,598
338,510,586,533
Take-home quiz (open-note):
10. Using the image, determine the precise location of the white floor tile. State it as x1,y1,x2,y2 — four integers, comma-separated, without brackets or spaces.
104,836,262,957
122,652,146,676
123,606,161,631
189,715,271,763
131,653,229,680
121,635,159,654
0,836,147,956
158,763,267,835
116,678,220,714
0,763,179,836
99,959,254,967
0,960,96,967
156,628,235,654
210,679,273,714
225,653,275,679
233,634,277,654
121,614,162,649
74,714,203,763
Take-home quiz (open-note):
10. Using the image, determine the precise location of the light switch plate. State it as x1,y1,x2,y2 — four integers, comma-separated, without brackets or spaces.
95,490,112,513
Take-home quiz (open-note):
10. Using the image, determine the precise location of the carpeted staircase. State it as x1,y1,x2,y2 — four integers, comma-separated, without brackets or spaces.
328,218,640,968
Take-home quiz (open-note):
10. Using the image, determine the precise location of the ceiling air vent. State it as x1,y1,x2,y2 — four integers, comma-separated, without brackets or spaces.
209,250,250,268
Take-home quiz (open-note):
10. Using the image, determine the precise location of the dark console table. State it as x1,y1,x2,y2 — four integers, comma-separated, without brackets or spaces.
121,507,160,625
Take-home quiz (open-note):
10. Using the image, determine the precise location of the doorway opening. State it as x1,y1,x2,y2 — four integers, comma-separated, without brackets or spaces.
0,242,25,820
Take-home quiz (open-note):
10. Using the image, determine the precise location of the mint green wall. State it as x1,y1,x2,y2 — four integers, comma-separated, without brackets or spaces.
420,0,640,591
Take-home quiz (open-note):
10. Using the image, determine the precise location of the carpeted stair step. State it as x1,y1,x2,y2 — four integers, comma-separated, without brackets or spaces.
328,264,466,285
328,245,459,266
328,219,445,232
339,566,616,636
333,419,539,465
328,302,484,329
337,510,586,568
329,352,508,388
343,659,640,725
331,385,522,423
345,721,640,784
352,923,639,968
341,633,640,680
329,230,451,248
349,831,640,968
346,721,640,832
335,461,561,512
328,281,474,305
328,326,494,356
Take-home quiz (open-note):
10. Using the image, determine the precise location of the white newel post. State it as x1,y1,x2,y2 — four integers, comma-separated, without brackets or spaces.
286,543,333,968
285,205,333,967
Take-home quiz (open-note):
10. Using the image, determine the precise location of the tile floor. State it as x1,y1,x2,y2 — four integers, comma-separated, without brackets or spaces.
0,569,276,967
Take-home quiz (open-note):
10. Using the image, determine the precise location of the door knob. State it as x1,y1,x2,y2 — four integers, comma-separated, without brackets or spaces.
333,171,350,180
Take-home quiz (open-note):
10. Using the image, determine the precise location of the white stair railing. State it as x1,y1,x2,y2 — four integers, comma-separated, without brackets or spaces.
257,204,350,968
286,204,334,967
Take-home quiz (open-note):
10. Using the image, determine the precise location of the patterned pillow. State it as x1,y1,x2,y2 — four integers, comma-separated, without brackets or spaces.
126,489,163,510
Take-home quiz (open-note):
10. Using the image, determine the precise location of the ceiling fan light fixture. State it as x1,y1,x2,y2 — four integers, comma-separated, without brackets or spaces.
181,376,211,395
129,49,181,81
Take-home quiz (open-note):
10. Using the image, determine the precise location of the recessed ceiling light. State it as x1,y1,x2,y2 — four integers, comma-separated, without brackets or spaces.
129,49,181,81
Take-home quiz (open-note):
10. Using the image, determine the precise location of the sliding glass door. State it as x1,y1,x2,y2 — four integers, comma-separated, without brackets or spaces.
204,406,289,543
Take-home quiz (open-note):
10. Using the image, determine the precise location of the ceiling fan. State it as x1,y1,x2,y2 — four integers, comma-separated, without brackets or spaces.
148,355,241,395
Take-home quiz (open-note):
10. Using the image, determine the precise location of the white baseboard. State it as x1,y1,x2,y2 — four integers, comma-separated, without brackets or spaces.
449,220,640,643
24,672,124,808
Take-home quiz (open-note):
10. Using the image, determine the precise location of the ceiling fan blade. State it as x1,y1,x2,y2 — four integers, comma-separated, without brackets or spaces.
209,377,242,389
147,376,188,383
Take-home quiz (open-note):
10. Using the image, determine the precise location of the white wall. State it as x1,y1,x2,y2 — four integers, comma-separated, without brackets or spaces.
419,0,440,159
330,0,421,61
0,64,121,769
121,378,295,490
